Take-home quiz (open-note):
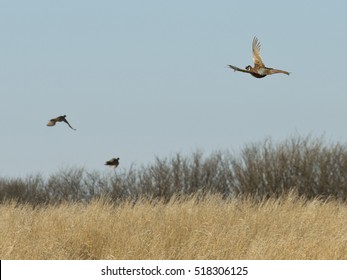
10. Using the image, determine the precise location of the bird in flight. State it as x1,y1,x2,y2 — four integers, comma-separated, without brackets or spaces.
47,115,76,130
228,37,290,78
105,157,120,168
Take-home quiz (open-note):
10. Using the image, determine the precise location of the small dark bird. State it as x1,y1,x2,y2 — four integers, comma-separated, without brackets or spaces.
47,115,76,130
105,157,120,168
228,37,290,78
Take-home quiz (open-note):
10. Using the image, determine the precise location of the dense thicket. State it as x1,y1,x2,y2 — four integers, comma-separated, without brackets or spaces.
2,136,347,205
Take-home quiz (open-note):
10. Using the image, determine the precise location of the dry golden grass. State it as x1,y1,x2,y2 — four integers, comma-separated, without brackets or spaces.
1,193,347,259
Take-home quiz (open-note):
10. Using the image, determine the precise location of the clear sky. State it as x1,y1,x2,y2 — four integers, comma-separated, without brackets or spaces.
1,0,347,178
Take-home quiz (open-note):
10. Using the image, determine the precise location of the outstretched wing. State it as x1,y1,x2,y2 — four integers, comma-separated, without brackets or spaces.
63,119,76,130
105,159,119,167
228,65,252,74
47,119,56,126
252,37,265,68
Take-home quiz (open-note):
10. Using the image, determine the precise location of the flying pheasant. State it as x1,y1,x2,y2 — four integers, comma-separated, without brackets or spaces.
228,37,290,78
47,115,76,130
105,157,120,168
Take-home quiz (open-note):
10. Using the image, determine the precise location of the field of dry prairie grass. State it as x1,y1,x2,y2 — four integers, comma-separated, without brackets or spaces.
1,194,347,260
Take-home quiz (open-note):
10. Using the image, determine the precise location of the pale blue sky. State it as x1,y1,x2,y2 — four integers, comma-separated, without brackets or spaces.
1,0,347,177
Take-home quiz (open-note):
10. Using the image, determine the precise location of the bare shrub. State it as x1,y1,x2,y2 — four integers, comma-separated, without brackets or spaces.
0,175,47,206
2,136,347,205
231,136,347,200
46,168,85,203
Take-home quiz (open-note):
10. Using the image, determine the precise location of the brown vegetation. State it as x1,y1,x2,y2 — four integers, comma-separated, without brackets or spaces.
2,136,347,206
1,193,346,260
2,136,347,260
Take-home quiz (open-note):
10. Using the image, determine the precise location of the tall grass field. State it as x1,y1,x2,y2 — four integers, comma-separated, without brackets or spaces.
1,193,347,260
2,137,347,259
